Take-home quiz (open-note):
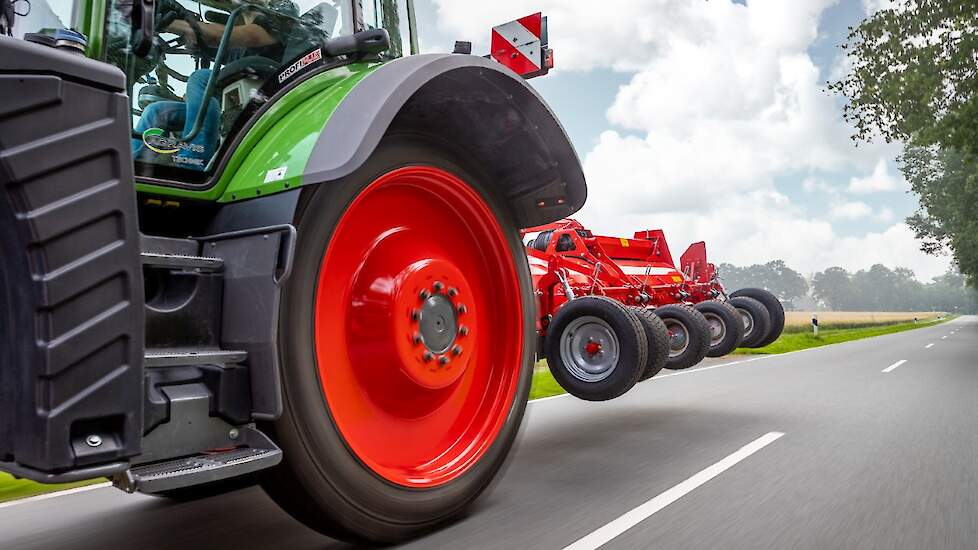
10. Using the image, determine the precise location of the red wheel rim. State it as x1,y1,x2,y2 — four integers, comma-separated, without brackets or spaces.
314,165,524,488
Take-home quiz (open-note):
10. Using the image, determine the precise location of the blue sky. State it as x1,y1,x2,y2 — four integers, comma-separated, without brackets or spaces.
417,0,951,281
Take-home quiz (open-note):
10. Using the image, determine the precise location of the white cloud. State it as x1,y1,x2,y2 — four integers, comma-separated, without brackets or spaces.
830,201,873,220
431,0,942,281
847,159,905,193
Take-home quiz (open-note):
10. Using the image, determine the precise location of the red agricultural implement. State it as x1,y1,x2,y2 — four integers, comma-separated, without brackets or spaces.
523,220,784,401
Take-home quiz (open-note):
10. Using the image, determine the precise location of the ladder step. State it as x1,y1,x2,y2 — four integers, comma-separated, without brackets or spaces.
144,350,247,368
141,252,224,272
124,446,281,494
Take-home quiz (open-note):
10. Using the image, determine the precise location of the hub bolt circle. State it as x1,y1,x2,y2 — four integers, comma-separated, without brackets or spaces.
459,325,470,336
419,289,430,300
439,356,450,366
448,287,459,297
457,304,468,315
452,345,463,356
423,351,434,362
433,281,444,292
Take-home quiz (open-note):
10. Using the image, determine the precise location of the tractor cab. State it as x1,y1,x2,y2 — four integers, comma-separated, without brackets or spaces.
13,0,417,184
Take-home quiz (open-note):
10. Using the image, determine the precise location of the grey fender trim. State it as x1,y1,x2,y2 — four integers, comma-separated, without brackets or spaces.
304,53,586,227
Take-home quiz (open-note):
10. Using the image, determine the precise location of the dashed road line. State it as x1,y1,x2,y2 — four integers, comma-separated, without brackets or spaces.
882,360,907,373
561,432,785,550
925,343,935,349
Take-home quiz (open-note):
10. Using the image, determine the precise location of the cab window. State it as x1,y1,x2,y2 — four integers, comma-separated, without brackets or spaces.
10,0,73,38
104,0,356,183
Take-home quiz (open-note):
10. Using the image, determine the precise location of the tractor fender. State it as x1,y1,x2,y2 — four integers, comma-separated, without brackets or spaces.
303,53,586,228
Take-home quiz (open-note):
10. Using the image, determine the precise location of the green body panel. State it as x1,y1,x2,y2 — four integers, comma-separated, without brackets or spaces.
135,62,382,202
74,0,106,59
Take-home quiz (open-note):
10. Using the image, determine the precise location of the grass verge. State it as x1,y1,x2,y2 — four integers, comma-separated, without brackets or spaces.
734,317,950,355
0,473,104,504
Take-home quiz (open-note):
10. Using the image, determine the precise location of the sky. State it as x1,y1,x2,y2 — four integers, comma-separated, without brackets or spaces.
414,0,953,282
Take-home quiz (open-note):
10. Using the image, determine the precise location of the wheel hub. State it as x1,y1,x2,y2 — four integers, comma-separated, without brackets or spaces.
665,319,690,358
704,313,725,346
560,316,619,382
394,259,474,390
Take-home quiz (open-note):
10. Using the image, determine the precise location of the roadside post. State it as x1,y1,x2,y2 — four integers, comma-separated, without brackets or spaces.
812,312,818,336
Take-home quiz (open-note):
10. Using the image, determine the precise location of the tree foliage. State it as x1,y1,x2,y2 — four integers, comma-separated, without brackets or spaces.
716,260,809,308
901,146,978,286
829,0,978,154
831,0,978,286
812,264,977,313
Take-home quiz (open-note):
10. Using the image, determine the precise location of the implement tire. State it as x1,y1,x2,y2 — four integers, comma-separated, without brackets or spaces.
655,304,711,370
261,137,535,544
629,307,670,381
729,296,772,348
695,300,745,357
730,288,785,347
545,296,648,401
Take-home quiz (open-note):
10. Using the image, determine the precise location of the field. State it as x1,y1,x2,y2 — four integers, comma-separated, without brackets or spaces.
782,311,942,332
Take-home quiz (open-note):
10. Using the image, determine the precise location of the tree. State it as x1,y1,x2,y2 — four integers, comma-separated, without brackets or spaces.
716,260,808,308
901,146,978,287
812,267,854,310
829,1,978,155
831,1,978,286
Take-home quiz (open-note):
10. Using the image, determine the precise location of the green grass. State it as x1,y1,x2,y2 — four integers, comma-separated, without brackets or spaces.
0,472,104,504
735,317,950,355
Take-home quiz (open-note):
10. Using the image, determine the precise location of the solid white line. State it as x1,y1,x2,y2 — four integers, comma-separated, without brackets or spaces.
925,343,935,349
882,360,907,373
0,482,112,509
560,432,785,550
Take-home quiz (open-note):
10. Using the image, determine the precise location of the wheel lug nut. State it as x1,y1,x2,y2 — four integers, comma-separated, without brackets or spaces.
459,325,469,336
419,289,430,300
447,287,459,297
438,356,450,366
452,345,462,356
413,333,423,345
457,304,467,314
410,309,421,321
433,281,444,292
423,351,434,362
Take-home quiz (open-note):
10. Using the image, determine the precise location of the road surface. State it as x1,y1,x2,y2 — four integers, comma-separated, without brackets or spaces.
1,316,974,549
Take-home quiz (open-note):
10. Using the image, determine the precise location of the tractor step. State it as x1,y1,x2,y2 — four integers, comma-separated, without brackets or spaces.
113,427,281,494
144,350,247,368
140,252,224,273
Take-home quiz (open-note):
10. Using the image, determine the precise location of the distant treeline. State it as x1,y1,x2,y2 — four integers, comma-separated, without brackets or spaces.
716,260,978,314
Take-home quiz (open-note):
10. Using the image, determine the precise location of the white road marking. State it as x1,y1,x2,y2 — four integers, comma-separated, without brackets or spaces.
882,360,907,373
925,343,935,349
561,432,785,550
0,482,112,509
942,335,948,339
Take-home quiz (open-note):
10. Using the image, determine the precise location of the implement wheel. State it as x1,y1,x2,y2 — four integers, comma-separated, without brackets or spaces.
655,304,711,370
694,300,745,357
262,138,535,544
629,307,670,381
545,296,648,401
730,288,785,347
729,295,772,348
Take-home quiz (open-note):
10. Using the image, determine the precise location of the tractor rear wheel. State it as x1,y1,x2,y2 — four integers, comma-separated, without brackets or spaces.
545,296,648,401
655,304,711,370
728,296,772,348
730,288,785,347
629,307,670,381
262,138,535,544
694,300,745,357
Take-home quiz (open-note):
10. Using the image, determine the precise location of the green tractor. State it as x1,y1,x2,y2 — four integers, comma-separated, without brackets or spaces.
0,1,584,543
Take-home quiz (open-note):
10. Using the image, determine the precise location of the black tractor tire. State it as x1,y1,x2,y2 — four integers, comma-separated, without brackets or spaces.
260,137,536,545
730,288,785,347
629,306,670,381
544,296,648,401
694,300,745,357
729,296,772,348
655,303,711,370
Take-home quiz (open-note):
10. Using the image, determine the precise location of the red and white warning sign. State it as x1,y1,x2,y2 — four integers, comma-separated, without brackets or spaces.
491,13,552,78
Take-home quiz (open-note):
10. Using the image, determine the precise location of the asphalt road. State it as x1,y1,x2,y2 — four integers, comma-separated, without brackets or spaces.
1,316,974,550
